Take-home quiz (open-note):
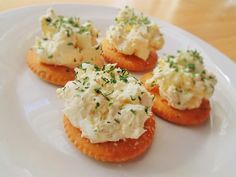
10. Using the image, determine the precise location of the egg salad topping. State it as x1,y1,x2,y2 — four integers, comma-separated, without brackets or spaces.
34,9,101,68
106,6,164,60
146,50,217,110
57,63,153,143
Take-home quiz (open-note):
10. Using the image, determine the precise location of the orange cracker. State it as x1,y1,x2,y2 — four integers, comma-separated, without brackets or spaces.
141,72,211,125
101,39,157,72
64,115,155,163
27,49,75,86
152,95,210,125
26,49,104,86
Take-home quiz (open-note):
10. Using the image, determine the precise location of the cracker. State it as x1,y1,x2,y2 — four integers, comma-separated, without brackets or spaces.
64,115,155,162
26,49,104,86
152,95,210,125
141,72,211,125
26,49,75,86
101,40,157,72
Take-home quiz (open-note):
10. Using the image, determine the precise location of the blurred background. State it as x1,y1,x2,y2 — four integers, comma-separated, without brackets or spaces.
0,0,235,61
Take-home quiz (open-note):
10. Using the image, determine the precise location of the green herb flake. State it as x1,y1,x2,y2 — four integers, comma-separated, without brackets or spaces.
130,96,136,101
45,17,52,23
67,42,73,46
130,109,136,115
83,76,89,85
78,26,88,34
187,63,195,71
114,119,120,124
138,96,142,101
101,77,109,84
95,102,100,109
48,55,53,59
110,72,117,84
108,102,113,106
145,107,148,114
94,88,110,101
95,45,100,50
94,65,100,71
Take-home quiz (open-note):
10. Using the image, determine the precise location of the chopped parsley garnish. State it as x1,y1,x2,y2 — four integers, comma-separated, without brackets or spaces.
45,17,52,23
95,45,100,50
151,81,156,87
67,42,73,46
101,77,110,84
108,101,113,106
152,95,155,101
190,50,203,63
65,29,72,37
130,96,136,101
119,69,129,83
78,26,88,34
104,90,114,96
186,63,195,71
82,76,89,85
93,65,100,71
114,119,120,124
138,96,142,101
110,72,117,83
79,64,87,72
94,88,110,101
130,109,136,115
95,102,100,109
68,17,75,25
208,75,214,80
144,107,148,114
48,54,53,59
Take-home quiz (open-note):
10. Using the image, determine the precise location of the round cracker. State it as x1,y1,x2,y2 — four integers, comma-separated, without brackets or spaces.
64,115,155,163
27,49,75,86
141,72,211,125
26,49,104,86
101,39,157,72
152,95,210,125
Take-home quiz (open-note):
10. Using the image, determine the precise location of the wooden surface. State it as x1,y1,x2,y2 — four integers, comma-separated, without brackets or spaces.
1,0,236,61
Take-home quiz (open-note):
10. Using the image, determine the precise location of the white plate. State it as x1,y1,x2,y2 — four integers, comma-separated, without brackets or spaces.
0,4,236,177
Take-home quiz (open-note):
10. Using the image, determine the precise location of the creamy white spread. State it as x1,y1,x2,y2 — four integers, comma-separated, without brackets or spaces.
106,6,164,60
57,63,153,143
146,50,217,110
34,9,101,68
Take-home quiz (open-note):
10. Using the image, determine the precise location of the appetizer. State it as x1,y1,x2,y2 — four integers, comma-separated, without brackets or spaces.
57,63,155,162
141,50,217,125
102,6,164,72
27,9,103,86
